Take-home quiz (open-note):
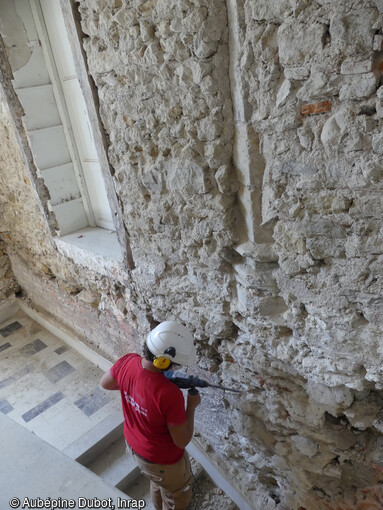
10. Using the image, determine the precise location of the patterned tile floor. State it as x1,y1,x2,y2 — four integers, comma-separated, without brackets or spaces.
0,309,121,451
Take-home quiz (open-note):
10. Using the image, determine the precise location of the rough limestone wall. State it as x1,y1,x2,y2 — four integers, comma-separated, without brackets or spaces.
216,0,383,509
0,238,19,303
74,0,383,508
75,0,238,341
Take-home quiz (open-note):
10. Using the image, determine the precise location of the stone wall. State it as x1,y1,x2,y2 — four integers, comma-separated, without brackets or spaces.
1,0,383,508
0,238,19,303
221,0,383,508
76,0,238,341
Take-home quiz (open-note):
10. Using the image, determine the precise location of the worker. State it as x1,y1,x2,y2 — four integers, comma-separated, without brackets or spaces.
100,321,201,510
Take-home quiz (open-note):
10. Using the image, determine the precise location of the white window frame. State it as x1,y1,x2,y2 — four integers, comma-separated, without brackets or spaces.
34,0,115,231
5,0,133,267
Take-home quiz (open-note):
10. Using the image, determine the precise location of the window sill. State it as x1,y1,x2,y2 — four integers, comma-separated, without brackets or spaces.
55,227,124,274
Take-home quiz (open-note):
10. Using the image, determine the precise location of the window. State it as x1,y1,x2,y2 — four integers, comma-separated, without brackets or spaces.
4,0,129,264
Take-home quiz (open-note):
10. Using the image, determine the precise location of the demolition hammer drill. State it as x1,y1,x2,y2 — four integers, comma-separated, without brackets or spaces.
164,371,242,395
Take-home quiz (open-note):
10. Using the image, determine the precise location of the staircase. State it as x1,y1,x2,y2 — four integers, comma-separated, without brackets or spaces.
62,409,238,509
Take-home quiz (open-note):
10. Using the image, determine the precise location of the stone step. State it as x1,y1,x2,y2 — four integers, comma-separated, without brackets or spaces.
0,413,130,508
61,400,244,509
63,409,124,465
85,435,141,491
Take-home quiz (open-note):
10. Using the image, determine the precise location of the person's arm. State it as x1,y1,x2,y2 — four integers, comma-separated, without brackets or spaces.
100,370,119,390
167,392,201,449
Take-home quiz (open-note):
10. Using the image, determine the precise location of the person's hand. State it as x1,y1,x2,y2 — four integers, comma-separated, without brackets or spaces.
187,391,201,409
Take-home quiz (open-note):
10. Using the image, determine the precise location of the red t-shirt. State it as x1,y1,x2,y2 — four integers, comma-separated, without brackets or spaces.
110,353,186,464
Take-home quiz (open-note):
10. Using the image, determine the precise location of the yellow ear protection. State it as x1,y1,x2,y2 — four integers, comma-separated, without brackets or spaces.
153,347,176,370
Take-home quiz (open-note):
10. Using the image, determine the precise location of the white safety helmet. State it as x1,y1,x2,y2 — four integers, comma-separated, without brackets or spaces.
146,321,196,367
